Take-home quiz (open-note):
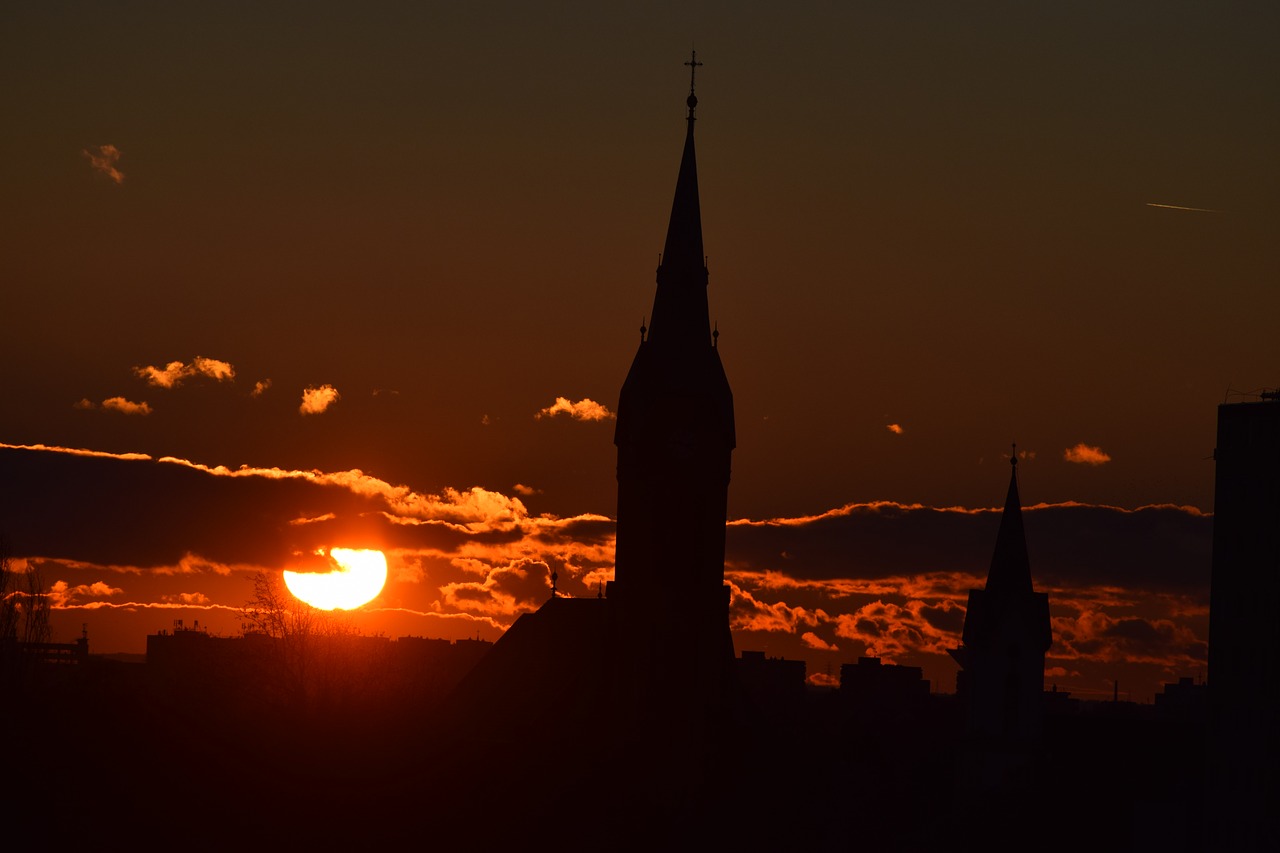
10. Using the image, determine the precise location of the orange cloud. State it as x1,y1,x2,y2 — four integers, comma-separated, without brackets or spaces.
439,558,552,618
832,599,965,661
807,671,839,688
728,580,828,634
0,442,152,461
47,580,124,607
886,423,904,435
162,592,212,605
1064,443,1111,465
83,144,124,184
101,397,153,416
512,483,540,497
251,379,272,397
300,384,340,415
134,356,234,388
535,397,614,421
801,631,839,651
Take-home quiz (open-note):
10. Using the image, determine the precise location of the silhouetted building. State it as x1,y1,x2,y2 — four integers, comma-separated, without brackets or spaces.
609,53,736,728
840,656,930,704
147,622,490,708
736,650,806,705
1207,394,1280,850
951,453,1052,742
1154,676,1207,724
445,60,737,756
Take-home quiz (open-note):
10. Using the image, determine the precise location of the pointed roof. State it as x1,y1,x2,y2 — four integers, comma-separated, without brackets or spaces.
986,451,1034,596
659,107,704,276
646,53,712,349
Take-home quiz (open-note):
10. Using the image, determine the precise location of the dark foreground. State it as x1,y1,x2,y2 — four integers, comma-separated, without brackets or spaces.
7,658,1205,852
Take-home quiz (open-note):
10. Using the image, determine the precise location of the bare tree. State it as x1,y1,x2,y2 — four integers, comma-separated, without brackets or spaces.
240,571,359,710
1,536,51,690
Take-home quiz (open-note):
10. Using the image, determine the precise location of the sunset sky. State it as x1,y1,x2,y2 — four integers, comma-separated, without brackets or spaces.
2,2,1276,701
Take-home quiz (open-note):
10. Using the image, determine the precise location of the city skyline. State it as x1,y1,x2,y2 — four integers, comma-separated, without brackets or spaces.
3,2,1275,701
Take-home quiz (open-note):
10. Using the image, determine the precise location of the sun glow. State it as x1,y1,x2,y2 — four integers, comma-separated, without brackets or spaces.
283,548,387,610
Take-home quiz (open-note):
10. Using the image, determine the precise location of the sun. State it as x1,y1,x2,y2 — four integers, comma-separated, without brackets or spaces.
283,548,387,610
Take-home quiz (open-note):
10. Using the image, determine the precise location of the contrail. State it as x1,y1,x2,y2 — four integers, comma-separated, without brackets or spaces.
1146,202,1221,213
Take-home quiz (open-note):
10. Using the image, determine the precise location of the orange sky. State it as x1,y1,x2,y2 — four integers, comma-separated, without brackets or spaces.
2,2,1275,701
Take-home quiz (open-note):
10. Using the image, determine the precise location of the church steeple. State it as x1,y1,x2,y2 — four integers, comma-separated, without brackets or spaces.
648,51,711,349
986,447,1034,597
951,444,1053,747
611,54,736,725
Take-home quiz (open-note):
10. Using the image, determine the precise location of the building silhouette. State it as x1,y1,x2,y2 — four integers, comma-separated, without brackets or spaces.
840,656,930,705
609,51,736,729
1207,394,1280,850
951,452,1052,743
444,58,737,758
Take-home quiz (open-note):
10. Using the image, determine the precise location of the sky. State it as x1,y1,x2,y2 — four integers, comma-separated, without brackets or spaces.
2,2,1276,701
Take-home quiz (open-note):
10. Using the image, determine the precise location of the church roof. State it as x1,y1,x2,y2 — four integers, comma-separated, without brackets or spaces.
986,452,1035,596
646,52,712,350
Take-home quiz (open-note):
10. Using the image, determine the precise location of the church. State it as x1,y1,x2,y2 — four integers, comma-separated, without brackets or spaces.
443,54,739,761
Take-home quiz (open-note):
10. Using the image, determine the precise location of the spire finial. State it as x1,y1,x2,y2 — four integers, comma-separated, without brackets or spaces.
640,316,647,342
1011,442,1018,468
684,50,703,118
712,320,719,348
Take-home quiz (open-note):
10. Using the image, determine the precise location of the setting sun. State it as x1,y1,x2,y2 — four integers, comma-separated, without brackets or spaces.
283,548,387,610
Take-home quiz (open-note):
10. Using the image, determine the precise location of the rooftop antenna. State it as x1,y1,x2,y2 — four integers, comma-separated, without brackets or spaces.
550,567,559,600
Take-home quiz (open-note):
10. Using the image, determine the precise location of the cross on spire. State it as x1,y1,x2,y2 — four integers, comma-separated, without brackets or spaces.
684,51,703,119
685,50,703,96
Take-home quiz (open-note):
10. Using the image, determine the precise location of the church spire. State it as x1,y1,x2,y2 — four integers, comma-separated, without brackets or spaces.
648,51,710,348
986,445,1034,596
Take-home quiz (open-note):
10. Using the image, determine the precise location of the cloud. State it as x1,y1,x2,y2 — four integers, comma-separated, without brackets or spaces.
251,379,272,397
801,631,839,651
162,592,212,605
512,484,540,497
729,580,827,634
134,356,235,389
75,397,154,415
47,580,124,607
101,397,153,416
0,442,1212,700
439,558,552,617
1064,443,1112,465
832,599,965,662
886,424,904,435
535,397,614,421
83,144,124,184
300,384,340,415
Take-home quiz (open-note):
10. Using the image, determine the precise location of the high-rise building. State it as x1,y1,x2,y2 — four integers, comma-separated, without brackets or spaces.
1207,395,1280,849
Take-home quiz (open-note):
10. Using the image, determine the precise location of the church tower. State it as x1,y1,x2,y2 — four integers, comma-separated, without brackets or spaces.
610,54,736,721
952,451,1052,742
